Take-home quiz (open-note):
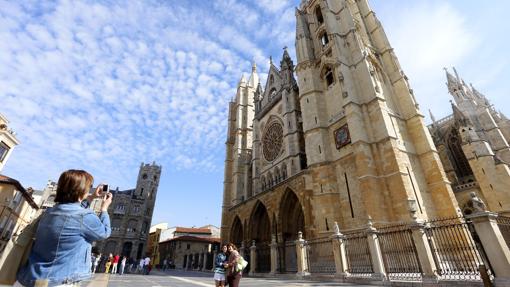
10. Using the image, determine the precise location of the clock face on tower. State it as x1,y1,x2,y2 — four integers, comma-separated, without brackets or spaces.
334,124,351,149
262,122,283,162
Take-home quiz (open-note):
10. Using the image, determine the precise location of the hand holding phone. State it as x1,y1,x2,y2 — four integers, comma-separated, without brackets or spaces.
101,192,113,211
102,184,109,194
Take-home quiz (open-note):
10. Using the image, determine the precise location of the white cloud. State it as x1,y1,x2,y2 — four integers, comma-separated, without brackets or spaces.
0,0,278,189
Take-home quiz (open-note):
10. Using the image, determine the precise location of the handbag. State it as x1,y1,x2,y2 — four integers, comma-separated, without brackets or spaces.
235,256,248,273
0,211,42,285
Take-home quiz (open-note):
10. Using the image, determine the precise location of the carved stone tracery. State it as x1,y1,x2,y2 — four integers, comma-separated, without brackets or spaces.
262,122,283,162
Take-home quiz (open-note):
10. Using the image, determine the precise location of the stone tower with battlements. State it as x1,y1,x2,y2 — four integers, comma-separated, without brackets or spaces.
94,162,162,260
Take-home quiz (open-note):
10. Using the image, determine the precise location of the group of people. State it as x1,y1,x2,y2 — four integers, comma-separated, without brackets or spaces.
91,253,127,275
213,243,243,287
90,253,154,276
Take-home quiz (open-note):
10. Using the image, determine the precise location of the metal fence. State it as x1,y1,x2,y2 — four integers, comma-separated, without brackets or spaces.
377,224,422,281
278,241,297,273
344,231,373,277
424,217,493,281
306,236,335,274
496,215,510,250
255,242,271,273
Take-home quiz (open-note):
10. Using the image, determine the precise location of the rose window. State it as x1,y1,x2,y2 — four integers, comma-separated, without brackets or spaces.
262,122,283,161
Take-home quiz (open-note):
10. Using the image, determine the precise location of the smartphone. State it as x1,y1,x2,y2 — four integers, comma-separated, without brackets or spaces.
102,184,109,194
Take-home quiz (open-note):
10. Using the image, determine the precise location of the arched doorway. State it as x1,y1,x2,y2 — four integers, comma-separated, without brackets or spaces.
136,243,144,259
278,189,305,273
249,201,271,273
280,189,305,240
230,216,243,247
122,242,133,258
249,201,271,243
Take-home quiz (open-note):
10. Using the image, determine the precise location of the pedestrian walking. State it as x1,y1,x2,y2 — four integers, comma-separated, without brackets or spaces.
111,254,120,274
120,256,127,275
225,243,242,287
214,245,228,287
128,258,135,273
162,258,168,271
15,170,113,287
92,253,101,274
138,258,144,274
143,256,151,275
105,254,113,274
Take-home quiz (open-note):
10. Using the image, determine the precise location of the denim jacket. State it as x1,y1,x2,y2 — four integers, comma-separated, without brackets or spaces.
17,202,111,287
214,253,227,274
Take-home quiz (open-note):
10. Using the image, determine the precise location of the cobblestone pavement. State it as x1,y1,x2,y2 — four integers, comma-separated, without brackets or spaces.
84,270,377,287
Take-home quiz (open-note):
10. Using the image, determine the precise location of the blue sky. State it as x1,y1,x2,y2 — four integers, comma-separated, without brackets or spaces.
1,0,509,229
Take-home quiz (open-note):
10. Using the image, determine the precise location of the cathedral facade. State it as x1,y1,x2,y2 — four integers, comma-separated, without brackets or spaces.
222,0,462,250
94,162,161,260
429,69,510,216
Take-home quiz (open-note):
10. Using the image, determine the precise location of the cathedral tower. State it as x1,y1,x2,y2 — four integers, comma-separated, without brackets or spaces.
221,65,259,237
429,69,510,215
294,0,459,221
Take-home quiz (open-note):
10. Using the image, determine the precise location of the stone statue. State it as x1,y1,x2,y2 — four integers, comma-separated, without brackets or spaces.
333,222,340,235
469,192,487,213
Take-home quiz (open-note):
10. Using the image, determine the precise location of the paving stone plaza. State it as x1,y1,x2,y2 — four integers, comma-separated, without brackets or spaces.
84,270,374,287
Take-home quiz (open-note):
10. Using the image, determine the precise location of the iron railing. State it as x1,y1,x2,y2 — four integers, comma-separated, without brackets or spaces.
255,242,271,273
278,240,297,273
344,231,373,277
496,215,510,250
424,217,493,281
377,224,422,281
306,236,335,274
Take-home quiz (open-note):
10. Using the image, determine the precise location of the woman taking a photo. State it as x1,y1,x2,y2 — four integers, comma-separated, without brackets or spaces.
213,245,228,287
16,169,113,287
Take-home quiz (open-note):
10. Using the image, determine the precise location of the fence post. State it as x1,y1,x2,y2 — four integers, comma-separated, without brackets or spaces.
467,211,510,286
240,241,246,258
331,222,349,278
270,234,278,275
295,231,310,277
366,218,386,281
410,220,438,282
249,240,257,276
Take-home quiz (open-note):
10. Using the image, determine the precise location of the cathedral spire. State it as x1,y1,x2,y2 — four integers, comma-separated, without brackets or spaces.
239,74,246,85
281,46,293,70
445,67,459,94
248,61,259,88
429,109,437,124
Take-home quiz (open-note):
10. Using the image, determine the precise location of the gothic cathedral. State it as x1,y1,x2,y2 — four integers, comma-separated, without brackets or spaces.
221,0,507,251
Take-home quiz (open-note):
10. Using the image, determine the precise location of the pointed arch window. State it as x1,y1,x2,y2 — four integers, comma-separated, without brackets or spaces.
269,75,274,85
315,6,324,25
324,66,334,86
447,129,473,179
320,32,329,47
269,88,277,101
